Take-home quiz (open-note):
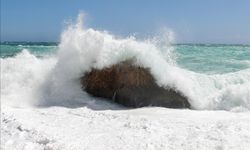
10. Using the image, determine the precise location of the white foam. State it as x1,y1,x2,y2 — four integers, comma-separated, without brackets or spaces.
1,14,250,111
1,49,57,107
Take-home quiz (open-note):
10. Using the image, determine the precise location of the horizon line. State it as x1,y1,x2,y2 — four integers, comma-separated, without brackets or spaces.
1,41,250,46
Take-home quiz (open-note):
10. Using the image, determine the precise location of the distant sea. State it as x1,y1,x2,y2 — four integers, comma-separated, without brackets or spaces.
1,37,250,111
1,42,250,74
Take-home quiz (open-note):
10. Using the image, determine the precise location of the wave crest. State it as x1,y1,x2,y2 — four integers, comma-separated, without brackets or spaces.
1,13,250,111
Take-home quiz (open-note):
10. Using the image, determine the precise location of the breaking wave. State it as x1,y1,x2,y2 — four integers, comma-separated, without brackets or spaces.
1,14,250,111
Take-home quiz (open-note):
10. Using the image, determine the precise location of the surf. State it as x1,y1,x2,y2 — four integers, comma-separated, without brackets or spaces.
1,13,250,111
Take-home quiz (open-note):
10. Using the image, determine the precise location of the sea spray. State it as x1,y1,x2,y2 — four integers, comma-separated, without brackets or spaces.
1,13,250,111
1,50,57,107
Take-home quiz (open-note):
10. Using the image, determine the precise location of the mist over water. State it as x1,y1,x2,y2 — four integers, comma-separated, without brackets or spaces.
1,14,250,111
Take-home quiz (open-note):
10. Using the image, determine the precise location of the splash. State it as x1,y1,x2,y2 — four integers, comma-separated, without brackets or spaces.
1,13,250,111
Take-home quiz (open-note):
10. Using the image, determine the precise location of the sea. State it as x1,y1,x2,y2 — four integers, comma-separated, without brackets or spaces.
1,17,250,112
1,42,250,74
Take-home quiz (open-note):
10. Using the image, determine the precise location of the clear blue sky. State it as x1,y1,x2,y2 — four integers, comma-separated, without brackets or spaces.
1,0,250,44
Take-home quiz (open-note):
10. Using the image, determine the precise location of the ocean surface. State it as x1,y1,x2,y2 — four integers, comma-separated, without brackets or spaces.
1,17,250,112
2,41,250,149
1,42,250,111
1,42,250,74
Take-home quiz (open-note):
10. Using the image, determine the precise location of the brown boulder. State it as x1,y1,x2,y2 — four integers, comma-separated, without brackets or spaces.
81,61,190,108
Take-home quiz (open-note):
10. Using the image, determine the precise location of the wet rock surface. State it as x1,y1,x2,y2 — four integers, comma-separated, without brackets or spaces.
81,61,190,108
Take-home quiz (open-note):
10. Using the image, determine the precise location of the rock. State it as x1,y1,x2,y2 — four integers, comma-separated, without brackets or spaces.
81,61,190,108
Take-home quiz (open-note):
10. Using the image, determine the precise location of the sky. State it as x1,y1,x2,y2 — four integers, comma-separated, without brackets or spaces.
1,0,250,44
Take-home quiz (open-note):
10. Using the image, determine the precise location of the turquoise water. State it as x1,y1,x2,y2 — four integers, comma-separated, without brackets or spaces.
1,40,250,111
0,42,58,58
176,44,250,74
1,42,249,74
